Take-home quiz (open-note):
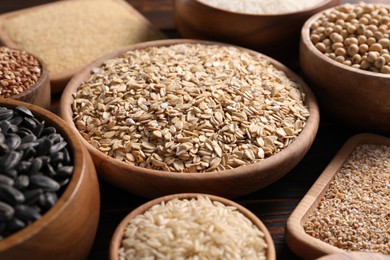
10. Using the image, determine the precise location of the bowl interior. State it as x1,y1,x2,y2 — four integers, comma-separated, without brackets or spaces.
60,39,319,198
0,98,83,249
110,193,276,260
192,0,336,16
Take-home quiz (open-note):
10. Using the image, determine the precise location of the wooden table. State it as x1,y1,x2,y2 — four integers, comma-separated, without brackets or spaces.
0,1,387,259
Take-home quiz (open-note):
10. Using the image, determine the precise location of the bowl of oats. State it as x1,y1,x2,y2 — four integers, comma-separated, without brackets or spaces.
0,46,50,109
301,2,390,133
60,39,319,198
110,193,275,260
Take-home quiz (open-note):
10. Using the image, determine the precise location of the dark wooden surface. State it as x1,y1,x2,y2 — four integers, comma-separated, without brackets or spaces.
0,1,387,260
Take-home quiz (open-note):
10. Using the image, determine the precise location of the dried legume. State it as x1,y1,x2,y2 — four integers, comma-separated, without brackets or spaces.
0,47,41,98
119,196,267,259
304,144,390,254
197,0,325,14
310,3,390,74
2,0,162,73
0,106,74,240
72,43,310,172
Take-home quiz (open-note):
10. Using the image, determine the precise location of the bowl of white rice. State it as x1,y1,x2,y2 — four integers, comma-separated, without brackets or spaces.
173,0,340,61
110,193,275,260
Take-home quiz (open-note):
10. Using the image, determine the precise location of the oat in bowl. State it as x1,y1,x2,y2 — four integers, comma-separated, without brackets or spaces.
286,134,390,259
60,39,319,198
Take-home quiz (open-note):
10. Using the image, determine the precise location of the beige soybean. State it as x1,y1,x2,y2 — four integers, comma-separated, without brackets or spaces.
72,43,309,173
310,3,390,74
2,0,162,74
304,144,390,254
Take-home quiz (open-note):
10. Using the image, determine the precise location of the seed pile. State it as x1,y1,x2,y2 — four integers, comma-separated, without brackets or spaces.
72,43,309,172
2,0,162,73
0,106,74,240
0,47,41,98
197,0,324,14
304,144,390,254
310,3,390,74
119,196,267,259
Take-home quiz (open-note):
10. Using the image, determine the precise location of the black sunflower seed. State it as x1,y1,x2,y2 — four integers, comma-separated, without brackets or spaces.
29,157,43,174
0,151,22,170
30,175,60,192
15,106,33,118
0,201,14,221
0,174,14,186
0,183,25,205
23,117,37,130
9,115,23,126
5,134,21,150
0,121,11,134
24,189,43,206
0,109,13,121
14,205,42,222
5,217,25,232
15,175,29,190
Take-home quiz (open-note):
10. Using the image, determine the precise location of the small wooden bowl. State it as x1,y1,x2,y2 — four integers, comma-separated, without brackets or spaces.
1,48,51,110
173,0,339,63
60,39,319,198
0,98,100,260
286,133,390,260
110,193,276,260
300,5,390,133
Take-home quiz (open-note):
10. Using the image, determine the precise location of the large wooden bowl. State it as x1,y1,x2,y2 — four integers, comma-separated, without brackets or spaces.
0,98,100,260
1,49,50,110
300,6,390,133
110,193,276,260
173,0,339,62
60,39,319,199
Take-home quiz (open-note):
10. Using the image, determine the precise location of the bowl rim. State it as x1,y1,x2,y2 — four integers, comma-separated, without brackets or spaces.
0,47,49,100
189,0,336,16
109,193,276,260
285,133,390,259
60,38,319,179
301,3,390,79
0,98,85,249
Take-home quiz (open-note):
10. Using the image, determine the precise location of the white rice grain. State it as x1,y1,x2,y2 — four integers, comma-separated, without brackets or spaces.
119,196,267,259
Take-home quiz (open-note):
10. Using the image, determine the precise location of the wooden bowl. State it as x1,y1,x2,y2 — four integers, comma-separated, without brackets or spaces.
0,98,100,260
286,133,390,260
110,193,276,260
300,6,390,133
173,0,340,63
60,39,320,198
1,48,50,110
0,0,164,94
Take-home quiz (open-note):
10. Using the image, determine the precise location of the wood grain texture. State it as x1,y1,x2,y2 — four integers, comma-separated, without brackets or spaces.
300,7,390,134
286,134,390,260
0,98,100,260
59,38,320,199
109,193,276,260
